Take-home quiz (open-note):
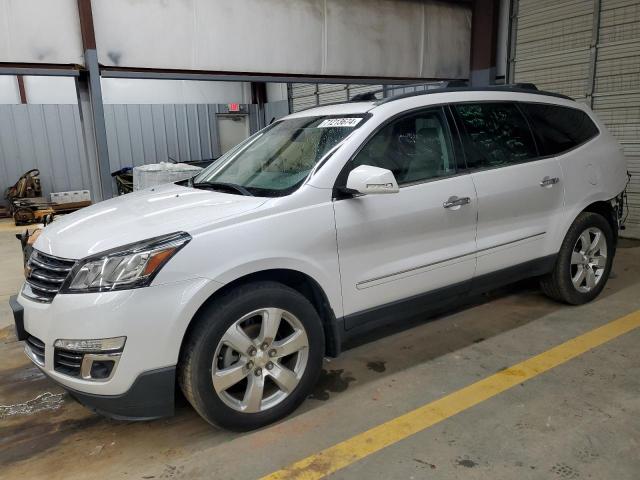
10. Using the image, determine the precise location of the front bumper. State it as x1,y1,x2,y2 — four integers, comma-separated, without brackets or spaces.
9,277,220,419
50,365,176,420
9,295,27,341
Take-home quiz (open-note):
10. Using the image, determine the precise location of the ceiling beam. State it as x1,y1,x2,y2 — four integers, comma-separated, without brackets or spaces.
100,67,461,85
0,63,81,76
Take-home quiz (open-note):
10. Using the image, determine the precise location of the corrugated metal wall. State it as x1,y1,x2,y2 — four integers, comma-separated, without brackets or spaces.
511,0,640,238
0,104,93,204
0,103,265,204
104,104,223,172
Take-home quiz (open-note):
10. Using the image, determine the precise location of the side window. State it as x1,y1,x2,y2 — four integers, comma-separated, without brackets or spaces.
454,102,538,169
520,103,599,156
350,108,455,185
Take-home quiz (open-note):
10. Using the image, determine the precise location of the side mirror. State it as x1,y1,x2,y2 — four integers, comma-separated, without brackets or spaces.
345,165,400,195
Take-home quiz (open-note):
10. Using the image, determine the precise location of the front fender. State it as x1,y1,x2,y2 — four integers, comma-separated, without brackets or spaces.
212,256,343,319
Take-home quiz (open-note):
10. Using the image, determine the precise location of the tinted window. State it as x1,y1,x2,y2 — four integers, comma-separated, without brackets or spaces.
349,108,455,185
520,103,599,156
454,102,538,169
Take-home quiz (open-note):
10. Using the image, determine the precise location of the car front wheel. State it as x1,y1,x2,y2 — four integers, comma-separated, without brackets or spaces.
179,281,324,430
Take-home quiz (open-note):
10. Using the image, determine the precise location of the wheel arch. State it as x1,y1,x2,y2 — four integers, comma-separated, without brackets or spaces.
581,200,618,248
560,198,619,253
180,269,342,363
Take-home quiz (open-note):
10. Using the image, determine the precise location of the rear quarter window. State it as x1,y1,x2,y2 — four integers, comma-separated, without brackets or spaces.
520,103,599,156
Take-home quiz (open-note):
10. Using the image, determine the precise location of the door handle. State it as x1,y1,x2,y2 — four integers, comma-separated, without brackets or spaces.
540,176,560,187
443,196,471,209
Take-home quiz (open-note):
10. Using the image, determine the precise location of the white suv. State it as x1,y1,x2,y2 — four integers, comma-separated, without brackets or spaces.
11,86,628,430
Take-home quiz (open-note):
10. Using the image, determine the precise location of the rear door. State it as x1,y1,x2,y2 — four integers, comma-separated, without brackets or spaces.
452,101,565,279
333,107,478,328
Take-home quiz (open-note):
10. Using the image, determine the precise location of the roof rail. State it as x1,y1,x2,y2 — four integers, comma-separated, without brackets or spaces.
375,84,573,105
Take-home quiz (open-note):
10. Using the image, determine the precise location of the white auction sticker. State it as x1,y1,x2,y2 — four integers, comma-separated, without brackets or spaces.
317,118,363,128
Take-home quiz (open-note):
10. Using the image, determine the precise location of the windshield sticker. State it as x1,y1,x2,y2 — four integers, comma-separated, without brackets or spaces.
317,118,363,128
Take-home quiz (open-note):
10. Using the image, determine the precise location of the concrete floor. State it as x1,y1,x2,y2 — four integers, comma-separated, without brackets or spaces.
1,217,639,480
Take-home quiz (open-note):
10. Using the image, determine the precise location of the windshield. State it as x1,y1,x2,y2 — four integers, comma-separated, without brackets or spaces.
192,115,368,197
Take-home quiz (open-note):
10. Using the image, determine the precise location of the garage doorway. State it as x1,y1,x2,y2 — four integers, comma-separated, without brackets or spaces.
218,115,250,154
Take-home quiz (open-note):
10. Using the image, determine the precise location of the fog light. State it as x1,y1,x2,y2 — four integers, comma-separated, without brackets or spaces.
79,353,121,381
90,360,116,379
54,337,126,352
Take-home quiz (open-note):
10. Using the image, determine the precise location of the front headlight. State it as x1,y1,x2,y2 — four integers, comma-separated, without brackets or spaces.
61,232,191,293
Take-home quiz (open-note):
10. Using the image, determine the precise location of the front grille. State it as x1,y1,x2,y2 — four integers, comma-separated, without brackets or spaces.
26,335,45,366
24,251,76,303
54,348,84,377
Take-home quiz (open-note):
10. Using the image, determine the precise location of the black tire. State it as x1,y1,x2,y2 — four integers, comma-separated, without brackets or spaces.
540,212,615,305
178,281,324,431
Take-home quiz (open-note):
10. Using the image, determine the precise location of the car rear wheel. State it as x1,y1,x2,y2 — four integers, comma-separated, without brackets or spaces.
179,281,324,430
540,212,615,305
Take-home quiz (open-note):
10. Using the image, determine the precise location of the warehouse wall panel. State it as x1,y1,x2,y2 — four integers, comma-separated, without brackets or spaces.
264,100,290,123
91,0,470,80
594,0,640,237
513,0,594,100
0,0,84,65
0,105,89,203
0,104,261,204
512,0,640,238
104,104,229,173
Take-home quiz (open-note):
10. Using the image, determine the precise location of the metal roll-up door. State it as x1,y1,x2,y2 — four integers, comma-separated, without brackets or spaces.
289,83,382,113
512,0,594,100
290,84,320,113
318,84,349,105
593,0,640,238
511,0,640,238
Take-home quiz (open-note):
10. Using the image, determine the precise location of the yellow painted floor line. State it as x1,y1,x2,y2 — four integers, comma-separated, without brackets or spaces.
262,310,640,480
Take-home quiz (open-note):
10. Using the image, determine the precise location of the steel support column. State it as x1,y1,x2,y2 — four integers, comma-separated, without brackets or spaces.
251,81,268,131
75,72,104,202
76,50,113,200
470,0,500,86
77,0,113,199
16,76,27,104
506,0,519,84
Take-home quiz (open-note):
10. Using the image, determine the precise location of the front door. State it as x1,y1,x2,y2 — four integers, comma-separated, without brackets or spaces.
333,107,478,329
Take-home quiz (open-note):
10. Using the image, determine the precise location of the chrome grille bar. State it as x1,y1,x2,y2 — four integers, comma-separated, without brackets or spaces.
23,251,76,303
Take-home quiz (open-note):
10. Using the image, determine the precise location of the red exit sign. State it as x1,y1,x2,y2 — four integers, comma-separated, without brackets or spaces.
228,103,240,112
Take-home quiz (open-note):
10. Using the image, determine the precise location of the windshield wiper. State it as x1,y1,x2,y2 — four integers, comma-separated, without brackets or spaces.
191,181,254,196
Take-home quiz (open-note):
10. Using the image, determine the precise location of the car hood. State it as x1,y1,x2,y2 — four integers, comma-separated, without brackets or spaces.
34,183,269,259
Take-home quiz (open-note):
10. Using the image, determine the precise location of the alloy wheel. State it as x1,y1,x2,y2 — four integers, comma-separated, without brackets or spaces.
570,227,607,293
211,308,309,413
